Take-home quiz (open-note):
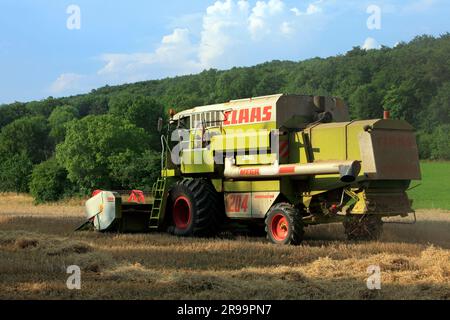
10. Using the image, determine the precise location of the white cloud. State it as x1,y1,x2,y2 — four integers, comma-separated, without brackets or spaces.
362,37,381,50
290,7,301,16
306,3,322,15
50,73,84,94
248,0,286,39
197,0,324,65
291,0,323,16
199,0,249,67
98,28,200,82
51,28,201,94
50,0,330,96
280,21,293,35
237,0,250,12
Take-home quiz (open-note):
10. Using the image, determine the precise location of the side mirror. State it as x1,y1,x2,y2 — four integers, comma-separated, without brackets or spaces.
157,117,163,133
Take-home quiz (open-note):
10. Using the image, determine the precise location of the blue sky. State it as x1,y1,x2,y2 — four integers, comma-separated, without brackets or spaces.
0,0,449,104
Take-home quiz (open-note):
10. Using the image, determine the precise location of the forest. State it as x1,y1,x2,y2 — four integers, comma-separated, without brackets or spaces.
0,34,449,203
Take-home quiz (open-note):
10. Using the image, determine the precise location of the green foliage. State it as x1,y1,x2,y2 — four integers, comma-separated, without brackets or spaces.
0,102,29,129
0,116,52,163
108,149,161,190
70,94,109,116
0,153,33,193
417,125,450,160
56,115,150,193
216,68,257,101
427,82,450,127
48,105,79,143
255,72,285,96
29,158,69,203
26,97,60,117
108,94,165,149
430,125,450,160
348,84,383,120
417,131,433,160
382,81,419,122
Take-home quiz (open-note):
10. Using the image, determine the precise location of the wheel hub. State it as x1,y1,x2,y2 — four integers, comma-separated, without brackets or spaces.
271,214,289,241
173,196,192,230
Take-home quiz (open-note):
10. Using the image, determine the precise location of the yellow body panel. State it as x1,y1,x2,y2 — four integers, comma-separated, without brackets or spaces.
224,180,280,192
211,179,223,192
310,125,347,161
181,148,215,174
162,169,176,177
210,127,273,152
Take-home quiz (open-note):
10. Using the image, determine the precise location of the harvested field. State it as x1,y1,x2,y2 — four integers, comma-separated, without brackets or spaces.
0,194,449,300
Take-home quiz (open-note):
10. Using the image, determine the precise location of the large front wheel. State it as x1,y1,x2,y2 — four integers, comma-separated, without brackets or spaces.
168,179,223,237
265,203,304,245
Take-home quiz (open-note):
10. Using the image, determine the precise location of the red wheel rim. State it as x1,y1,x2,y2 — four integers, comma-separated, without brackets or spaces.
271,214,289,241
173,196,192,230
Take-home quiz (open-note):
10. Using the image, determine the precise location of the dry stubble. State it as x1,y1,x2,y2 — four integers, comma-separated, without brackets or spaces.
0,193,448,300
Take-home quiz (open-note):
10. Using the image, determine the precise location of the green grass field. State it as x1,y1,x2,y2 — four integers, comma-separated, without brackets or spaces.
408,162,450,210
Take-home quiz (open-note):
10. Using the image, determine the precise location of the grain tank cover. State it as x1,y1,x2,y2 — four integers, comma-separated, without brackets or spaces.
276,95,350,129
172,94,350,130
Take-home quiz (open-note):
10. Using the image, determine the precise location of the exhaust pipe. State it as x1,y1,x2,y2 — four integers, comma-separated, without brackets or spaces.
224,158,361,183
339,163,361,183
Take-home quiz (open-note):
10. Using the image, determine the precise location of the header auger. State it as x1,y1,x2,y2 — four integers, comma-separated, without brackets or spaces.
80,94,421,245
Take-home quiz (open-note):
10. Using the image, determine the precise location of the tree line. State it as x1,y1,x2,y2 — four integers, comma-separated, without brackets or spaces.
0,34,449,203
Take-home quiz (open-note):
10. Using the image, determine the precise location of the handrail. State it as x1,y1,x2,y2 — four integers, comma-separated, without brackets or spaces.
160,135,172,174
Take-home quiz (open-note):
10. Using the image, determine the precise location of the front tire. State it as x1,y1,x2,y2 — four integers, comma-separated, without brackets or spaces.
168,179,223,237
265,203,304,245
343,215,383,241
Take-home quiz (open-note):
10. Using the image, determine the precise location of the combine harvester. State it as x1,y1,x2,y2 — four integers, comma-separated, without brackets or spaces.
80,94,421,245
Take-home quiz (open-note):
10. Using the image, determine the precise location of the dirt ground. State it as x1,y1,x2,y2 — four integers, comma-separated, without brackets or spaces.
0,193,449,300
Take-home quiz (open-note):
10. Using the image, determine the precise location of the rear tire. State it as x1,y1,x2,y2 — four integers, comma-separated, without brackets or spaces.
168,179,223,237
343,215,383,241
265,203,304,245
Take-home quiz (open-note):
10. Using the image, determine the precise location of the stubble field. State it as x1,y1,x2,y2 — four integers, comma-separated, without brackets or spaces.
0,193,449,300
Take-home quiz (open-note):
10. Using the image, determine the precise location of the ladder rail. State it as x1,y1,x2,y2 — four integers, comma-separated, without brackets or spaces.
149,177,168,229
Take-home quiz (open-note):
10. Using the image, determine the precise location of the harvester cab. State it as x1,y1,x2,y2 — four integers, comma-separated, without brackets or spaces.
79,94,421,245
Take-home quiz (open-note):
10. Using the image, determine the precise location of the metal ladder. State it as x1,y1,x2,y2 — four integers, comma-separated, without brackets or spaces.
149,177,168,230
149,134,172,230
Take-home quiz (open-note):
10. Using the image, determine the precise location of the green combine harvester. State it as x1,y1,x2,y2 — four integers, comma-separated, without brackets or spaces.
81,94,421,245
